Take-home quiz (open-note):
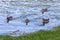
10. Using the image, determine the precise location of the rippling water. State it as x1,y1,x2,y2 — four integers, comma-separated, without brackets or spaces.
0,0,60,36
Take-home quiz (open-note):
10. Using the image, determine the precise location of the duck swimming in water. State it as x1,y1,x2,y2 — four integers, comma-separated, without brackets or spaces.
42,19,49,26
25,19,30,25
41,8,47,14
6,16,13,23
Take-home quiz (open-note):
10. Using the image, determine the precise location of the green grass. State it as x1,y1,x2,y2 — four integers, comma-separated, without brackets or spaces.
0,26,60,40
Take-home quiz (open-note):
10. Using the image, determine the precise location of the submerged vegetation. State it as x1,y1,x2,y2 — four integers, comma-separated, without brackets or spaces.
0,26,60,40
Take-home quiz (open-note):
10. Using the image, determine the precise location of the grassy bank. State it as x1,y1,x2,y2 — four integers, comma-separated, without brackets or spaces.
0,26,60,40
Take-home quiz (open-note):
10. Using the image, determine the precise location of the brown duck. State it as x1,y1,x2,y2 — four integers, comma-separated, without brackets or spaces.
6,16,13,23
42,19,49,26
41,8,47,14
25,19,30,25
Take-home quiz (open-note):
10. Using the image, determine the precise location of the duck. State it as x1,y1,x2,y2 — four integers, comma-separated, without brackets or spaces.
41,8,47,14
42,19,49,26
25,19,30,25
6,16,13,23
